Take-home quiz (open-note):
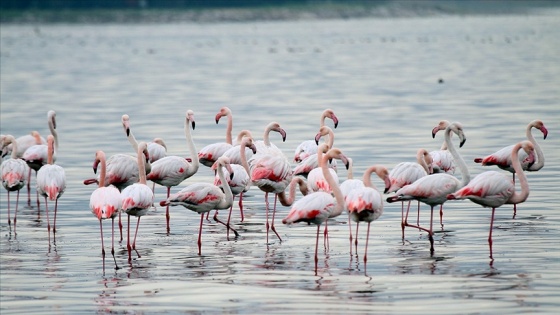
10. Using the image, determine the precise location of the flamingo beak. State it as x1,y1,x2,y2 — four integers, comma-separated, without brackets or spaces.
541,126,548,140
431,126,439,138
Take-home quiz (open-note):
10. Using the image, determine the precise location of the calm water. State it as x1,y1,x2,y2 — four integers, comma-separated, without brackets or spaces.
1,12,560,314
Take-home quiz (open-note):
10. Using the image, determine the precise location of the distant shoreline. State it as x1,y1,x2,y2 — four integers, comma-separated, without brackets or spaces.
1,1,559,24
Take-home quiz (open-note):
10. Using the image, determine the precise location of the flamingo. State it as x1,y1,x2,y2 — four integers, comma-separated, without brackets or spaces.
198,106,234,167
340,157,365,254
213,135,257,236
293,126,337,178
248,122,291,244
306,143,338,194
386,122,470,254
430,120,455,174
21,111,58,208
36,135,66,239
146,110,199,234
1,135,28,233
386,148,433,238
472,120,547,217
2,130,45,158
89,150,122,270
121,114,166,193
159,156,235,255
345,165,391,263
293,109,339,163
447,141,535,260
121,142,154,261
282,148,349,274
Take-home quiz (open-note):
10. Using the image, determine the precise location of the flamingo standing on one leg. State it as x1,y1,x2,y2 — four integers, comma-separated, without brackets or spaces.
447,141,535,261
248,122,292,244
198,106,235,167
89,150,122,271
1,135,28,234
213,136,257,238
472,120,547,218
160,156,235,256
282,148,349,275
386,148,433,238
121,142,154,261
36,135,66,240
386,122,470,254
146,110,199,234
345,165,391,264
293,109,339,163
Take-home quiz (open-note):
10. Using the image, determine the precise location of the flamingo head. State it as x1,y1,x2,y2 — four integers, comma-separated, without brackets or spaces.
448,122,466,148
48,110,57,130
186,110,195,130
271,123,286,142
532,120,548,140
213,156,234,180
432,120,450,138
215,106,231,124
520,140,536,167
326,109,339,128
121,114,131,136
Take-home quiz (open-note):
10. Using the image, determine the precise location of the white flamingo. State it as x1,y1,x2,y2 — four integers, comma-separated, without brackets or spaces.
1,135,28,233
293,109,339,163
198,106,234,167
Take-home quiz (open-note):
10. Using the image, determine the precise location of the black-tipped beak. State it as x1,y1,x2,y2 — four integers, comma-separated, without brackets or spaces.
192,121,196,130
460,138,466,148
229,172,234,180
215,119,219,124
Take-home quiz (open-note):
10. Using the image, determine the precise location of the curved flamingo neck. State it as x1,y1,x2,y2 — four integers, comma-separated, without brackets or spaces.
224,112,233,145
508,143,530,204
363,165,388,191
235,130,252,145
5,135,18,159
123,115,140,153
278,177,308,206
263,124,273,146
322,151,344,213
137,143,148,185
445,124,470,187
416,149,432,174
48,111,59,151
185,114,199,176
96,151,107,188
216,162,234,209
526,122,545,171
346,158,354,180
239,138,252,174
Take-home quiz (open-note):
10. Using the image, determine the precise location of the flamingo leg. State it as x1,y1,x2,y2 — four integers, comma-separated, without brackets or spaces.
348,212,353,256
238,192,245,222
355,221,360,250
439,204,444,229
265,192,270,244
7,191,11,227
100,219,106,272
127,215,132,262
44,197,51,239
14,191,20,234
132,217,141,258
400,201,405,240
118,211,123,242
166,187,171,234
53,198,58,234
270,194,282,242
488,207,495,260
213,209,239,238
26,168,32,207
314,224,320,275
417,200,421,225
364,222,371,264
323,220,329,250
197,213,204,256
429,206,435,254
111,217,119,270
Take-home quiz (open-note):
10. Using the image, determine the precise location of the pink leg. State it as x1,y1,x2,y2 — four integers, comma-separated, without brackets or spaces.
355,221,360,250
127,215,132,262
265,192,270,244
428,206,435,254
364,222,371,264
165,187,171,234
488,207,495,260
348,213,353,256
314,224,320,275
132,216,141,258
270,194,282,242
14,191,20,234
400,201,405,239
323,221,329,250
26,168,32,207
238,192,245,222
417,201,421,225
44,197,51,240
7,191,11,227
100,219,106,272
53,198,58,234
439,204,444,228
111,217,119,269
118,211,123,242
213,209,239,238
197,213,204,255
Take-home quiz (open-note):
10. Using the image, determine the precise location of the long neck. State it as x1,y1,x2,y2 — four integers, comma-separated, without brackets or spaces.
240,140,251,174
47,137,54,165
98,153,107,188
7,136,18,159
263,125,272,146
526,124,545,171
137,147,147,185
508,143,530,204
445,127,470,187
48,114,59,151
225,113,233,145
216,164,234,209
416,150,431,174
322,153,344,213
362,166,378,190
126,127,139,153
279,177,308,206
347,158,354,180
185,120,199,177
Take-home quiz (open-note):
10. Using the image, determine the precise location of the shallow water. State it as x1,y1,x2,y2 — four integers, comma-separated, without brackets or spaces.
1,12,560,314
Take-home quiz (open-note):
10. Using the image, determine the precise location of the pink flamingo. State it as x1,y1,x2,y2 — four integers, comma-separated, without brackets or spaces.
36,135,66,239
248,122,291,244
198,106,234,167
1,135,28,233
146,110,199,234
340,157,365,255
213,136,257,236
21,111,57,208
121,142,154,261
386,148,433,238
282,148,349,274
121,114,167,193
2,130,45,158
472,120,547,217
293,126,337,178
346,165,391,263
430,120,456,174
160,156,235,256
448,141,535,260
293,109,339,163
306,143,337,194
89,150,122,270
386,122,470,254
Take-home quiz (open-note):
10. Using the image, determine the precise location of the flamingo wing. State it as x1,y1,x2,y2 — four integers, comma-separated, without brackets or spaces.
37,164,66,201
90,186,122,220
1,159,28,190
164,183,224,213
198,142,232,167
121,183,154,215
282,191,334,226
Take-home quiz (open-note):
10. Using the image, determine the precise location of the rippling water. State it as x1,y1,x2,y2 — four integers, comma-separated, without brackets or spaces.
1,12,559,314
